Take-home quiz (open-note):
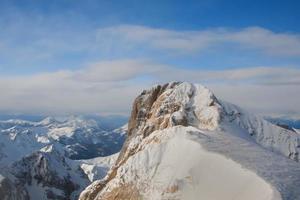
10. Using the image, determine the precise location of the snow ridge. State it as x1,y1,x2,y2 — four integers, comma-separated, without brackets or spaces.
222,102,300,161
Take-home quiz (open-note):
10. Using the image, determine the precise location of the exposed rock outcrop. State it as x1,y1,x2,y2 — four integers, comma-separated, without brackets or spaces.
1,144,90,200
127,82,222,138
0,174,29,200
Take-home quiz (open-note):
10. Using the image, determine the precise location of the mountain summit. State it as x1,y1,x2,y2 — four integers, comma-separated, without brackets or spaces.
80,82,300,200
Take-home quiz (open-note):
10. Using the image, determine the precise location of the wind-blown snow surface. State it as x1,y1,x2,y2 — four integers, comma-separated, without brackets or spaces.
80,82,300,200
104,127,282,200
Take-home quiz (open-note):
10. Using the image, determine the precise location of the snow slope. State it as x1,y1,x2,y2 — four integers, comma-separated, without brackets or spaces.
79,153,119,182
85,127,281,200
80,82,300,200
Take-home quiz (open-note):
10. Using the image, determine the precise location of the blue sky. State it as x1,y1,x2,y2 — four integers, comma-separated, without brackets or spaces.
0,0,299,116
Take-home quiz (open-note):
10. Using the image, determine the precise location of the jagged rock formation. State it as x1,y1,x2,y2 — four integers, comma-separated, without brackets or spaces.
0,174,29,200
0,144,119,200
79,82,300,200
127,82,221,136
9,145,87,200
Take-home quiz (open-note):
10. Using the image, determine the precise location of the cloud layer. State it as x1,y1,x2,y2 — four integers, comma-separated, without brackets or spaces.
0,21,299,116
1,23,300,74
0,59,299,116
97,25,300,56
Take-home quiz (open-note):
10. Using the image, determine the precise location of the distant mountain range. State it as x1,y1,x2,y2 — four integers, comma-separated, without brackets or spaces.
265,116,300,132
0,116,126,199
0,114,128,131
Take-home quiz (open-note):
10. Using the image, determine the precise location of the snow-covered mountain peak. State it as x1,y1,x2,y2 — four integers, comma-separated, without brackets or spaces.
40,144,54,153
62,116,99,128
80,82,300,200
37,116,58,126
128,82,222,139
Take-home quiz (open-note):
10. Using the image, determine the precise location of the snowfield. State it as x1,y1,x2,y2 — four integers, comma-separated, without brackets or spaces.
96,127,285,200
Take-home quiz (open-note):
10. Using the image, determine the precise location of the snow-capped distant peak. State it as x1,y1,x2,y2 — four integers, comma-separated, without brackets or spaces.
37,116,58,126
40,144,54,153
113,123,128,136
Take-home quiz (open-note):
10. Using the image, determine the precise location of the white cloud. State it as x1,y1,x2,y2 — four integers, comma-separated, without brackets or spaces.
208,84,300,115
97,25,300,56
157,66,300,85
72,59,164,82
0,73,145,115
0,59,299,116
1,22,299,79
229,27,300,56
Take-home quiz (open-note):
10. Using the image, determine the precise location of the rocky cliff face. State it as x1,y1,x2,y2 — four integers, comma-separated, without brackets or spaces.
0,143,119,200
0,144,89,200
127,82,221,137
0,174,29,200
79,82,300,200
